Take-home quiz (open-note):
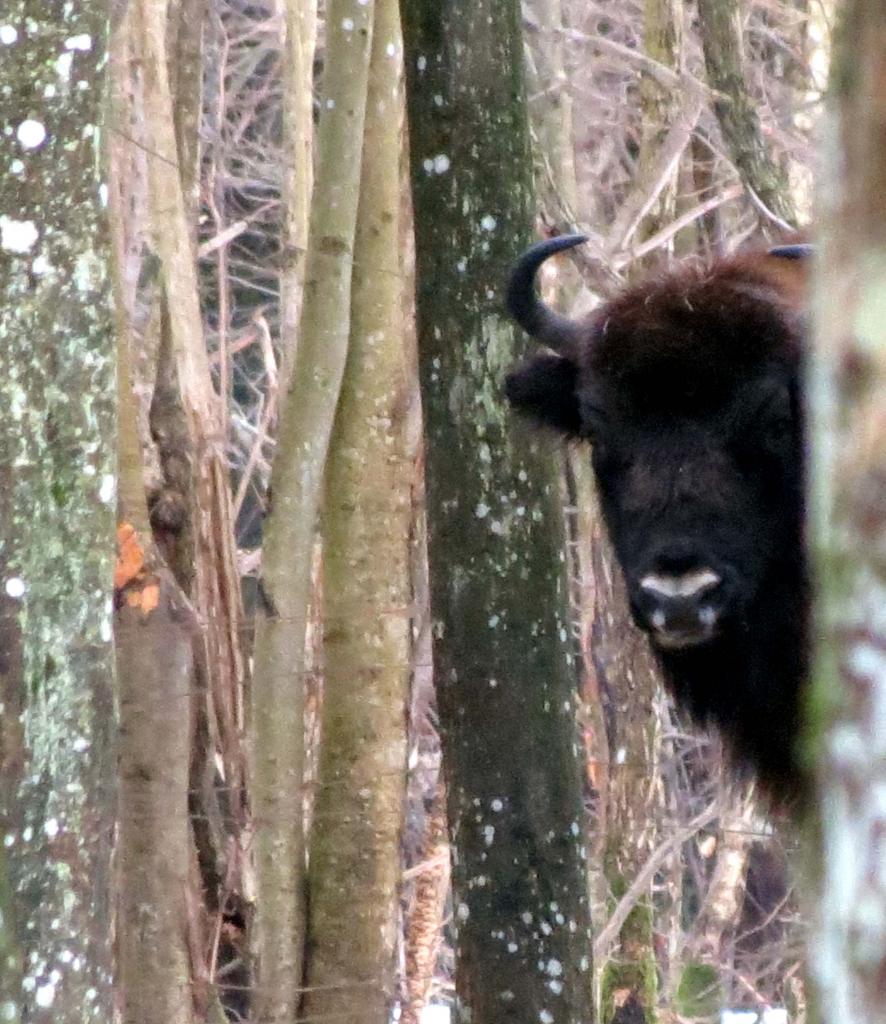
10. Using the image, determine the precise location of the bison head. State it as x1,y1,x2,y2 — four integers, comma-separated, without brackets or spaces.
505,236,809,656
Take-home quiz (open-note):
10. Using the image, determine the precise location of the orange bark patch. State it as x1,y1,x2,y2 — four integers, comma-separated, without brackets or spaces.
115,524,160,615
115,523,146,589
124,582,160,615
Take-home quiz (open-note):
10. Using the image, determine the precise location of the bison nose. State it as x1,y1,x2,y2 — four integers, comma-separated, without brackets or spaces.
638,568,722,649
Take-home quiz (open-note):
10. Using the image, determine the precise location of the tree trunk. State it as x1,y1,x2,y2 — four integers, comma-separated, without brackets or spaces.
249,1,375,1019
523,0,581,227
110,36,198,1009
401,2,595,1021
115,560,197,1024
809,2,886,1019
113,2,245,1014
167,0,207,210
302,1,412,1020
696,0,797,229
605,0,691,262
135,0,247,843
0,3,117,1018
279,0,317,394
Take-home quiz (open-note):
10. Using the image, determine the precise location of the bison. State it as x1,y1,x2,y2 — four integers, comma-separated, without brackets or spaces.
505,235,811,802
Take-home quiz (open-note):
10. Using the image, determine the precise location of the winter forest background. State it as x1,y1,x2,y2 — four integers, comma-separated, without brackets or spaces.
1,0,886,1022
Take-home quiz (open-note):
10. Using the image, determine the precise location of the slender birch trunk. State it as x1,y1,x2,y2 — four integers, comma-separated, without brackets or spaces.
249,2,375,1019
279,0,317,393
303,4,412,1018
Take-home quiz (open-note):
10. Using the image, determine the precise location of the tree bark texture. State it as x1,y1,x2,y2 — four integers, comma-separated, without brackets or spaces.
166,0,207,213
135,0,248,840
0,2,117,1019
809,3,886,1020
302,1,412,1020
523,0,580,226
248,1,375,1019
115,562,196,1024
114,4,247,1016
279,0,317,394
401,2,596,1022
696,0,797,229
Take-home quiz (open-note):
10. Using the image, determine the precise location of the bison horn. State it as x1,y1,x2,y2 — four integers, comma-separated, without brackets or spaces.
768,243,814,260
506,234,588,356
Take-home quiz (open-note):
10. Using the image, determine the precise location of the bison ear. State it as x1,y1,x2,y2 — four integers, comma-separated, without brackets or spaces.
505,354,582,436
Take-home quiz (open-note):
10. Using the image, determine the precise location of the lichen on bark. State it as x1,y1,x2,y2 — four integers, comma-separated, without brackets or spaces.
0,2,117,1020
401,1,595,1020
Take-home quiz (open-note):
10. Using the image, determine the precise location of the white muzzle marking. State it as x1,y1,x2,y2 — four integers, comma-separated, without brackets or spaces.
640,568,721,600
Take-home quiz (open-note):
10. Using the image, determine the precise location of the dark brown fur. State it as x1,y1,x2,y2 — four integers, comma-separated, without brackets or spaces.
506,238,810,802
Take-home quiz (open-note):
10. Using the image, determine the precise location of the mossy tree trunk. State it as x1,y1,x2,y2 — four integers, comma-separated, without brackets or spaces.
302,1,412,1020
248,1,375,1019
0,2,117,1019
401,2,595,1022
809,2,886,1019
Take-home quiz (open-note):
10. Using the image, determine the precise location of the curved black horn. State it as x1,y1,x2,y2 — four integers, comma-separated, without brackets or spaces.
506,234,588,354
768,243,814,260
